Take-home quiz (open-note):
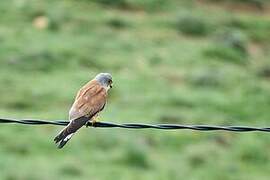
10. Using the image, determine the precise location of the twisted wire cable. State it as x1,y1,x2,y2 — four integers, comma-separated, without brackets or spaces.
0,118,270,132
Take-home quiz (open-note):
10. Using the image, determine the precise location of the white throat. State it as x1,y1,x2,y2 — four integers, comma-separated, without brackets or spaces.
104,85,111,92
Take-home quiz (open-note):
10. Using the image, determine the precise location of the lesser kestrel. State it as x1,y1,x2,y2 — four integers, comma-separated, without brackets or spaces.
54,73,113,149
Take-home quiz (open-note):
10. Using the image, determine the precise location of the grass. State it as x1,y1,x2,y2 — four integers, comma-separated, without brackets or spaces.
0,0,270,179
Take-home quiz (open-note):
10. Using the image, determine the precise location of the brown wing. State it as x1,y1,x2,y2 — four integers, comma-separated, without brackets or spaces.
54,80,107,148
69,79,107,120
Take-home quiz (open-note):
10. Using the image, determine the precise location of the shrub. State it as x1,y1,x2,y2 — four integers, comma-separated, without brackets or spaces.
106,18,129,29
204,46,246,63
258,67,270,78
227,17,270,43
93,0,168,11
176,14,210,36
94,0,128,8
204,0,266,9
122,144,150,168
204,29,249,63
218,29,248,53
6,50,67,72
188,69,222,88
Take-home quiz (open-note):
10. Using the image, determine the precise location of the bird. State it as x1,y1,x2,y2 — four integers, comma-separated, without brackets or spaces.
54,73,113,149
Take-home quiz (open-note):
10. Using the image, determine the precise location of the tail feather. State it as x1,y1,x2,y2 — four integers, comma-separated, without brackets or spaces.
57,133,74,149
54,129,66,144
54,127,74,149
53,116,90,149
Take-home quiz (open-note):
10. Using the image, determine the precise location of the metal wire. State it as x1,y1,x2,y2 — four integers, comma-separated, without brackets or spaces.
0,118,270,132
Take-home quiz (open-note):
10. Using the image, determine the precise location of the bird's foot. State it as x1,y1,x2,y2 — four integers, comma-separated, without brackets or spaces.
85,121,91,128
91,119,97,127
91,116,100,127
85,117,93,128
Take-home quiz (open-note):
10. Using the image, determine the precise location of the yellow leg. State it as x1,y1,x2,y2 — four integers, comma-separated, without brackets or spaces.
91,115,100,126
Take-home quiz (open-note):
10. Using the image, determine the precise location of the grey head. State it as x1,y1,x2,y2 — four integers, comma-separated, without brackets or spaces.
95,73,113,90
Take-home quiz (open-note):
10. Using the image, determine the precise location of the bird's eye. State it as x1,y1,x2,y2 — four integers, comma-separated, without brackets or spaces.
108,79,112,84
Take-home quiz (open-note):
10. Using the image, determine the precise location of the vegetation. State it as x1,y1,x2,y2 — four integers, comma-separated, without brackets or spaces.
0,0,270,179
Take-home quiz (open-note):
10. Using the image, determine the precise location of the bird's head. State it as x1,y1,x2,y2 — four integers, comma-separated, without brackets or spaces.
95,73,113,90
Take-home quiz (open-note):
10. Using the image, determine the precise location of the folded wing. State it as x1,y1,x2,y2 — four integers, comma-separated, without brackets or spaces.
54,80,107,148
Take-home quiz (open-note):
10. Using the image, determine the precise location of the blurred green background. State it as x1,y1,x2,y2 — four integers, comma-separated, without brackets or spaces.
0,0,270,179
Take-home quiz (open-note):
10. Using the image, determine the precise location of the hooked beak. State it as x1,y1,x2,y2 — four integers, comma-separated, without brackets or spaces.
110,84,113,88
